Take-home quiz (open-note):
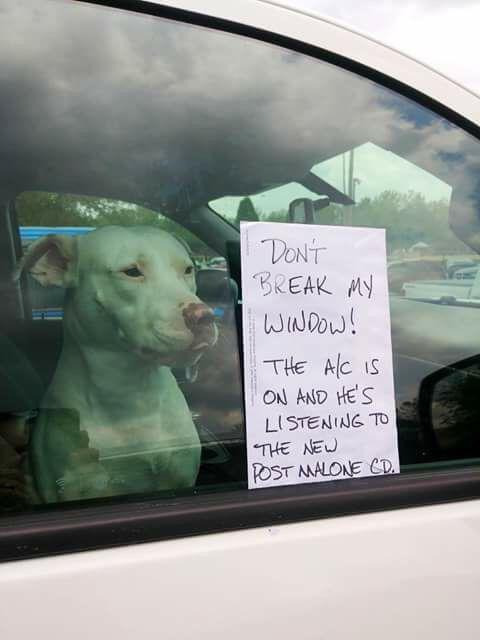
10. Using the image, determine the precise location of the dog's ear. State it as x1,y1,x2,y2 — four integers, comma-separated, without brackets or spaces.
14,234,78,287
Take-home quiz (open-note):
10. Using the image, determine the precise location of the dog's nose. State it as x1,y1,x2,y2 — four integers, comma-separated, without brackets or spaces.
182,302,215,334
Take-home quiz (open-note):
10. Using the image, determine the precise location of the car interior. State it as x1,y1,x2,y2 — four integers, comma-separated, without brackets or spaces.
1,172,480,513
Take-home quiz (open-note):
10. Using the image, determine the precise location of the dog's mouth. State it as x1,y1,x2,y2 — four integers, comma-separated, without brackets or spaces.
116,314,217,365
190,321,218,352
132,333,216,365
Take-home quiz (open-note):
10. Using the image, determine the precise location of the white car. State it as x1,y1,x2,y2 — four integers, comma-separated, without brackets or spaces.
0,1,480,639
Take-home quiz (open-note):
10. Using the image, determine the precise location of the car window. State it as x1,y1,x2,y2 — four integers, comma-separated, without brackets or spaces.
1,0,480,518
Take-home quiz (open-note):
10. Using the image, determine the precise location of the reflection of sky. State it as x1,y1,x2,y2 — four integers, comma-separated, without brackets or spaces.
0,0,476,216
382,94,439,128
314,143,452,202
212,142,452,218
211,183,319,218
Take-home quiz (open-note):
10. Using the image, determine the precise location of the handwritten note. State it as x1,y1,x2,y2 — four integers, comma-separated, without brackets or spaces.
240,221,399,489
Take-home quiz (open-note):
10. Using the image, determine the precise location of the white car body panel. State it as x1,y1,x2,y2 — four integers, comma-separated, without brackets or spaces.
2,2,480,638
1,500,480,640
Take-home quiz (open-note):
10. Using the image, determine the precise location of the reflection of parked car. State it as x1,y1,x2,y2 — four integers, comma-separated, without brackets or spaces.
446,257,478,278
403,263,480,306
454,266,478,280
387,258,445,294
20,226,94,248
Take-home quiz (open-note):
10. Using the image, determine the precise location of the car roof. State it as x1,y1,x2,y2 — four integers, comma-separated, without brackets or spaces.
257,0,480,100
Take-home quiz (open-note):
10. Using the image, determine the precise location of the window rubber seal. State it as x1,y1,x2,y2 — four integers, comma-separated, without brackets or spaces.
1,467,479,562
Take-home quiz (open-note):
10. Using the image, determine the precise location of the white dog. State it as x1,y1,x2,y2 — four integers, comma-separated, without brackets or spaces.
16,226,217,502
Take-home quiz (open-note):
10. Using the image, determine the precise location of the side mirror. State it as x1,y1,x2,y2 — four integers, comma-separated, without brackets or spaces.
418,355,480,459
288,197,330,224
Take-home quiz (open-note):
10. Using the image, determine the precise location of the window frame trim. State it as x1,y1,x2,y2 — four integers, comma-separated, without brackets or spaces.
1,467,480,562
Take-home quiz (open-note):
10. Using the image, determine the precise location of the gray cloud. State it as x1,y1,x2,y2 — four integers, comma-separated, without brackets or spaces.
0,0,478,220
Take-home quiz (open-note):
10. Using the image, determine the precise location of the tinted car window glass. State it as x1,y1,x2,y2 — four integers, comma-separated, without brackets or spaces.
1,0,480,513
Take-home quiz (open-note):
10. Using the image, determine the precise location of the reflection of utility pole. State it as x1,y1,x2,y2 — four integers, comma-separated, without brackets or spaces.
344,149,354,225
353,177,361,202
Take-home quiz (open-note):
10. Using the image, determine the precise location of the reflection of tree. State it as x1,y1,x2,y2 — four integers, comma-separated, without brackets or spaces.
257,190,467,255
235,197,258,225
16,191,213,256
432,364,480,456
18,189,470,257
397,399,423,464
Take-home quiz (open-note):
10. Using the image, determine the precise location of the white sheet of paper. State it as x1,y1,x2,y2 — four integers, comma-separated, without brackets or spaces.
240,221,400,489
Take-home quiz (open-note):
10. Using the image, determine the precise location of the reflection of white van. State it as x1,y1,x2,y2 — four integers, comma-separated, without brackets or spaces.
455,266,478,280
2,2,480,640
404,266,480,306
403,278,480,305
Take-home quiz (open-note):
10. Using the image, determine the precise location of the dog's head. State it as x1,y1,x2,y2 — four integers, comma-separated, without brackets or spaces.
16,226,218,366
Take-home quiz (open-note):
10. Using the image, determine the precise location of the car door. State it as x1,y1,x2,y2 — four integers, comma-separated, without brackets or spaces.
1,1,480,639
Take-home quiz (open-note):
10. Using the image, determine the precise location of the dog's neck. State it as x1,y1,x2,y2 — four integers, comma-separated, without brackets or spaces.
44,322,177,415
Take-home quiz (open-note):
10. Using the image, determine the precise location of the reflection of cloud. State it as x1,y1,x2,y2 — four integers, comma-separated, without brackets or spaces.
0,0,479,222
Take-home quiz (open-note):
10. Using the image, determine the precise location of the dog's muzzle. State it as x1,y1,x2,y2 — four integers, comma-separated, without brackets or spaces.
182,302,217,350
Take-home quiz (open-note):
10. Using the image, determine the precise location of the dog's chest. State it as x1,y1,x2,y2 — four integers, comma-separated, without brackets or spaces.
83,381,196,448
43,360,202,493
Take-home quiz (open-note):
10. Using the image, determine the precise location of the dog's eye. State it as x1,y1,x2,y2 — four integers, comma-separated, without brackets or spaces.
185,265,194,275
122,266,143,278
